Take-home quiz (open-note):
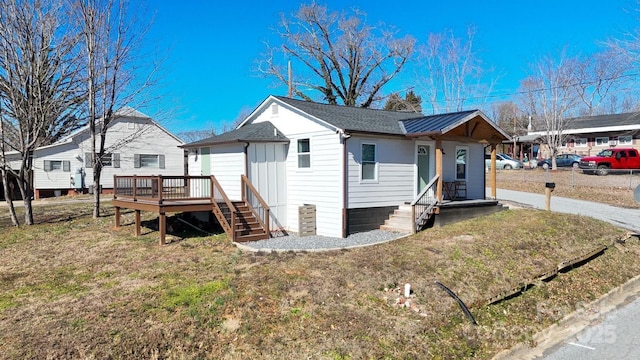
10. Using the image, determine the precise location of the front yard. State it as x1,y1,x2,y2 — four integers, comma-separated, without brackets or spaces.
1,201,639,359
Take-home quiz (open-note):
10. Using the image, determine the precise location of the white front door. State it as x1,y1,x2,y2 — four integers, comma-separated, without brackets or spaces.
417,144,431,194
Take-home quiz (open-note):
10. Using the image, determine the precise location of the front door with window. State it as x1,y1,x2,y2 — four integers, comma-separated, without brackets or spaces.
417,144,431,194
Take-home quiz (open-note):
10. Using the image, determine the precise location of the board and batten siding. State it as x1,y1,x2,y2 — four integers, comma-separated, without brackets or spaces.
439,141,485,199
251,102,343,237
347,136,414,208
209,144,245,200
247,143,288,229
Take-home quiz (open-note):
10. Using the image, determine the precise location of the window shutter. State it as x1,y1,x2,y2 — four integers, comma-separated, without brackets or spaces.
113,153,120,168
134,154,141,168
85,153,93,168
159,155,165,169
44,160,51,172
63,161,70,172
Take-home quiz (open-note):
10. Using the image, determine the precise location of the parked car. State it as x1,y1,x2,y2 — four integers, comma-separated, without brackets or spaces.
537,154,583,169
484,153,523,170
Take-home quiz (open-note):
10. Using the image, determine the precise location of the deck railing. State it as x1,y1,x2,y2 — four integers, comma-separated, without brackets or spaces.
241,175,270,235
411,174,440,233
113,175,213,202
114,174,237,239
210,175,236,239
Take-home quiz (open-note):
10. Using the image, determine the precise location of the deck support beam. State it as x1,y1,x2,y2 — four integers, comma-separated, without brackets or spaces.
135,210,141,237
159,212,166,245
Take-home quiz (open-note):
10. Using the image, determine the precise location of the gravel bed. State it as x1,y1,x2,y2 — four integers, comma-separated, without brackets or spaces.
239,229,409,252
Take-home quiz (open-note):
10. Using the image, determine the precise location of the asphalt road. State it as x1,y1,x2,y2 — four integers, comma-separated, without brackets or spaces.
487,188,640,359
487,188,640,234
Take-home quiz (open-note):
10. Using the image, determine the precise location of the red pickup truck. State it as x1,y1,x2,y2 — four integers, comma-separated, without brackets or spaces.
578,148,640,175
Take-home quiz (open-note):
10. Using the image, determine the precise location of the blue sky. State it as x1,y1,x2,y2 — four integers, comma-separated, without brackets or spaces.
147,0,638,134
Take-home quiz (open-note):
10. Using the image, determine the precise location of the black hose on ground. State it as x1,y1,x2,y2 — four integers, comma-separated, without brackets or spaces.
435,280,478,325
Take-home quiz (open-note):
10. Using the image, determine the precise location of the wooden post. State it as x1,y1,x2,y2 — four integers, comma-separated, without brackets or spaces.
436,139,443,202
133,175,138,201
135,210,141,237
157,175,163,203
114,206,121,228
159,212,166,245
545,188,552,211
490,144,497,200
411,205,416,234
265,208,270,236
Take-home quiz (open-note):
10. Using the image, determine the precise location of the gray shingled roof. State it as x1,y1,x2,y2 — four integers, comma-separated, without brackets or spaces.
565,112,640,130
274,96,424,135
183,121,288,147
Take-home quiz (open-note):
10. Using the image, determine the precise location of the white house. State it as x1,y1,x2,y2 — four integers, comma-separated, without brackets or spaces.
182,96,510,238
7,107,185,199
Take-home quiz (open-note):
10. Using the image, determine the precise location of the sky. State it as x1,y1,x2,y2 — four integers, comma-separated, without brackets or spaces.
146,0,639,135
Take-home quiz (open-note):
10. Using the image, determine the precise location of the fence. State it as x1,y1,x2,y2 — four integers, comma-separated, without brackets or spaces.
493,167,640,191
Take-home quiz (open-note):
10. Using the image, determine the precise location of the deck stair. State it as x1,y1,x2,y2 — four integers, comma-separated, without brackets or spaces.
380,204,414,233
232,201,269,242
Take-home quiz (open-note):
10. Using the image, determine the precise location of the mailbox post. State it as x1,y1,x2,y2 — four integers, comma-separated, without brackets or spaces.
545,182,555,211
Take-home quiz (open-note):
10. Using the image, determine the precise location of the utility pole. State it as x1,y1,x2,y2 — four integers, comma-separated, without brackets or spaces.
513,116,517,159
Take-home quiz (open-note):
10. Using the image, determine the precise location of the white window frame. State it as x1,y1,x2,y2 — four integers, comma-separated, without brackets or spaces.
617,135,633,145
297,139,311,169
360,142,378,183
595,137,609,146
134,154,165,169
455,146,469,181
574,138,588,147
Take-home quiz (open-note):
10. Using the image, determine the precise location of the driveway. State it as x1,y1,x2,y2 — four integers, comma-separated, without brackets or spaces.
486,188,640,234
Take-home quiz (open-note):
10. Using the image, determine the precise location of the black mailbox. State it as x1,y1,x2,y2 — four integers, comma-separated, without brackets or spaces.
545,182,556,189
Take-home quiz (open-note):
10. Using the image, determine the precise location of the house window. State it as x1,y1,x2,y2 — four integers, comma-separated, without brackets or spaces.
297,139,310,168
575,138,588,147
595,137,609,146
134,154,165,169
618,135,633,145
44,160,70,172
455,146,468,181
100,153,120,168
271,103,279,116
361,143,377,181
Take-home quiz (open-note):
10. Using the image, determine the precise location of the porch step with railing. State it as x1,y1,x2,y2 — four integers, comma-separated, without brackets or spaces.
232,201,269,242
380,204,414,233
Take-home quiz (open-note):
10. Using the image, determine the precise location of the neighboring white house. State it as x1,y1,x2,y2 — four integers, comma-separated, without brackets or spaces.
5,107,185,199
525,112,640,159
182,95,509,238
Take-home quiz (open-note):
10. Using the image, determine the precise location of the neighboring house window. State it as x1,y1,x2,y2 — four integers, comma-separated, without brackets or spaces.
595,137,609,146
271,103,279,116
100,153,120,168
44,160,70,172
297,139,310,168
455,146,468,181
575,138,588,147
128,122,136,130
618,135,633,145
361,143,377,181
134,154,165,169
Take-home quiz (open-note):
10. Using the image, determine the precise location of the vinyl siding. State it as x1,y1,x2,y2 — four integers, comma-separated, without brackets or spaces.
439,141,485,199
30,116,184,190
347,136,414,208
210,144,245,200
251,102,343,237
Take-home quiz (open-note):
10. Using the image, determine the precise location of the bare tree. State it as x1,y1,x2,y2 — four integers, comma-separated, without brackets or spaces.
71,0,156,218
573,49,633,115
258,2,414,107
0,0,84,225
383,90,422,112
416,26,496,114
519,50,580,169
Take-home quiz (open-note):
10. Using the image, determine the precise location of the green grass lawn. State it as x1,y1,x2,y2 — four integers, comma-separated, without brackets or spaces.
1,201,639,359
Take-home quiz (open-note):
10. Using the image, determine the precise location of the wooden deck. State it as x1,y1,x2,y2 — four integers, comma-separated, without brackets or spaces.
112,175,270,244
